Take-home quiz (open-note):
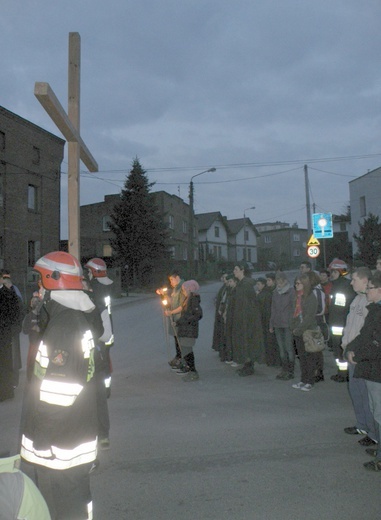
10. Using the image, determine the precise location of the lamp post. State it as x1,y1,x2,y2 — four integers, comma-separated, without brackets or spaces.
188,168,216,277
243,206,255,261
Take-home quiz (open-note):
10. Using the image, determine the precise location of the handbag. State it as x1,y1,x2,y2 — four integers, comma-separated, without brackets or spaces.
303,327,325,353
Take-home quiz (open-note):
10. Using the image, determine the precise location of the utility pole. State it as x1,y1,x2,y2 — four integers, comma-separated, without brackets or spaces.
188,168,216,277
304,164,312,237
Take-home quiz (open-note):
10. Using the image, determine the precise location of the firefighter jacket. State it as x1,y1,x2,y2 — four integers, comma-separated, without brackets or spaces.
346,301,381,383
89,279,114,346
328,276,356,336
21,297,97,471
0,454,51,519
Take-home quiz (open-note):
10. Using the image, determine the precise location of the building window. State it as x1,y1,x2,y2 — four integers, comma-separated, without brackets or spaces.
183,246,188,261
214,226,220,238
102,215,112,231
28,240,40,267
0,173,3,207
182,220,187,234
339,223,346,231
168,246,175,258
32,146,40,165
360,196,366,217
28,185,38,212
103,244,112,257
293,234,300,242
0,131,5,151
264,235,271,244
244,230,249,241
293,248,300,257
168,214,174,229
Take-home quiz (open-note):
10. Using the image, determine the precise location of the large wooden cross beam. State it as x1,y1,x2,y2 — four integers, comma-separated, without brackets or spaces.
34,32,98,260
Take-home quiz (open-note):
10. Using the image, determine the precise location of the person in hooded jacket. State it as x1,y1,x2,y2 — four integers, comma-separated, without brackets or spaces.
175,280,203,382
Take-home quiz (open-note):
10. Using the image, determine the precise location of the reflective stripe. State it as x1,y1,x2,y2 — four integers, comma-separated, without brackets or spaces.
331,326,343,336
35,342,49,368
40,379,83,406
104,376,111,388
82,329,94,359
336,358,348,370
104,295,111,314
334,293,346,307
105,334,114,346
88,501,93,520
21,434,97,470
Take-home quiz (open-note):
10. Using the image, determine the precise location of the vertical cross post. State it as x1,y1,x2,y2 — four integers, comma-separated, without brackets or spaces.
34,32,98,261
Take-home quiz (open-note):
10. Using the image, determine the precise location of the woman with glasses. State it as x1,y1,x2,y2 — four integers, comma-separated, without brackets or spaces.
291,274,318,392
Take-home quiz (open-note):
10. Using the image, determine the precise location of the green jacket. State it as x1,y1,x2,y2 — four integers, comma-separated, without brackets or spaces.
0,454,51,519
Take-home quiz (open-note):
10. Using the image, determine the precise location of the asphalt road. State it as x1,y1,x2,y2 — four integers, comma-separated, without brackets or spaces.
2,281,381,519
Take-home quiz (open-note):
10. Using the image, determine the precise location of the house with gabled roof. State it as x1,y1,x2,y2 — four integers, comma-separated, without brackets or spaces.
226,217,259,264
196,212,229,261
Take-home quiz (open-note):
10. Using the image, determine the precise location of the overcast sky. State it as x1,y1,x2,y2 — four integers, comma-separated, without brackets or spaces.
2,0,381,238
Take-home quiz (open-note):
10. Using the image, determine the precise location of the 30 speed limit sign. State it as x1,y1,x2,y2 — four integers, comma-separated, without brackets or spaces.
307,245,320,258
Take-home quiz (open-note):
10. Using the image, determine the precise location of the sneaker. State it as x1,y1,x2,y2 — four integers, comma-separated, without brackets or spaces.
366,448,378,457
292,382,305,389
225,360,234,365
168,357,181,369
359,436,378,446
176,364,190,374
363,460,381,471
344,426,368,435
230,361,240,367
182,371,199,382
300,383,313,392
99,438,110,450
237,363,254,377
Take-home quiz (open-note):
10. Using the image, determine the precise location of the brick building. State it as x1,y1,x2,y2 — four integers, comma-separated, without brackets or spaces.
0,106,64,297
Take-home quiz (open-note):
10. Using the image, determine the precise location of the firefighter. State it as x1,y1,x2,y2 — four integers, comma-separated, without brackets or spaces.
328,258,356,382
21,251,99,520
84,258,114,451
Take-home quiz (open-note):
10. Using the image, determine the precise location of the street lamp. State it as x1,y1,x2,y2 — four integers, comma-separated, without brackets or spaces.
188,168,217,277
243,206,255,261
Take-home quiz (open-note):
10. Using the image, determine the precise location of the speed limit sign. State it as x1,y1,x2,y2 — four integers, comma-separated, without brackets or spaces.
307,245,320,258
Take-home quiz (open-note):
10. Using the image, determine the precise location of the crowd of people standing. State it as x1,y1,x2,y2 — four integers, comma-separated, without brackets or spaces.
210,256,381,472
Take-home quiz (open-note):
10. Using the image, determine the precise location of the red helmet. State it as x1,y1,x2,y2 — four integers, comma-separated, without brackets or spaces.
84,258,108,278
34,251,84,290
328,258,348,275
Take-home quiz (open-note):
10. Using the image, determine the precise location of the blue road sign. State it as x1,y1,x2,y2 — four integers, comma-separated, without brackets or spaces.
312,212,333,239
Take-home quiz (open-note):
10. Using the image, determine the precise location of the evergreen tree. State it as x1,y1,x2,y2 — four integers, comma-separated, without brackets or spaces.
110,158,169,285
353,213,381,268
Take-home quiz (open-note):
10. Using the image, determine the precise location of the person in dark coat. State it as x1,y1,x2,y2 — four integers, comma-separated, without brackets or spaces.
231,264,265,376
176,280,203,382
0,274,21,402
256,277,280,367
212,273,228,354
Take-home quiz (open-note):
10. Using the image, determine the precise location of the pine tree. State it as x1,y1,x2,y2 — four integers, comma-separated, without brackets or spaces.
353,213,381,268
110,158,169,285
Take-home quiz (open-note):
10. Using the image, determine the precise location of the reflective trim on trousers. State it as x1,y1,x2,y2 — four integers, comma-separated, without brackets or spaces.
331,326,343,336
21,435,97,470
335,358,348,371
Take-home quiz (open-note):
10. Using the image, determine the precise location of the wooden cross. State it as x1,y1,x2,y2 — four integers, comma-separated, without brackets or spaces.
34,32,98,260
